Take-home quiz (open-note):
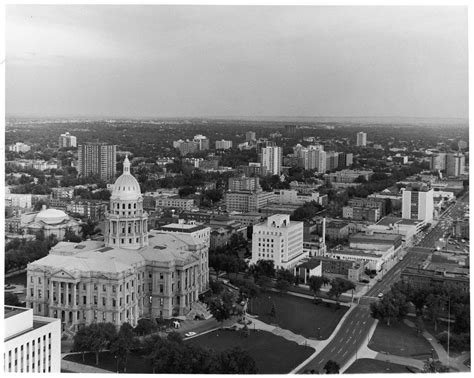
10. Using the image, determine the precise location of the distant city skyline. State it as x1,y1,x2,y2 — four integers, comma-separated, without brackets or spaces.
6,5,468,119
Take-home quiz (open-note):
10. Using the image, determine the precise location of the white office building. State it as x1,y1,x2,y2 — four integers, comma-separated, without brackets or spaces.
402,184,434,222
251,214,305,270
261,146,282,176
356,132,367,147
4,306,61,373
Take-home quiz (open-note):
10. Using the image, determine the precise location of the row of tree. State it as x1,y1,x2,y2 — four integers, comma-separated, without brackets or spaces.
73,321,257,373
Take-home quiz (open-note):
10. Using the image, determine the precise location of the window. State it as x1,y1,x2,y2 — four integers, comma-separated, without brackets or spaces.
102,297,106,306
160,273,164,280
112,299,116,307
83,296,86,305
94,296,97,305
38,277,42,284
102,285,106,292
160,284,163,293
83,284,86,290
112,285,116,293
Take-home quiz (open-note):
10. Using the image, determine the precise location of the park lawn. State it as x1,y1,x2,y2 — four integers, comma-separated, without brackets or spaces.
64,351,152,373
249,292,347,339
187,329,314,374
345,358,413,374
368,320,437,360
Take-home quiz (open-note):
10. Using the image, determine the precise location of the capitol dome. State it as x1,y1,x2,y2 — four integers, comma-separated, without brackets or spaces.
111,156,142,201
35,208,69,225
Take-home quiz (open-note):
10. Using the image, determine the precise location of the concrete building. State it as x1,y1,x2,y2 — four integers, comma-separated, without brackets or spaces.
251,214,305,270
225,191,275,213
77,143,117,183
356,131,367,147
228,212,265,227
325,151,340,171
429,153,447,171
215,139,233,150
401,266,469,293
245,131,256,143
58,132,77,148
26,157,210,334
4,306,61,373
229,176,260,192
446,153,466,177
155,196,195,211
193,135,210,151
325,169,374,184
261,146,282,176
274,189,324,206
366,216,424,245
296,145,326,172
8,142,31,153
402,184,434,222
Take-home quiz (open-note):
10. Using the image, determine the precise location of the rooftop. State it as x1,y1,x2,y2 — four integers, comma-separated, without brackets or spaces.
350,233,402,243
4,306,29,319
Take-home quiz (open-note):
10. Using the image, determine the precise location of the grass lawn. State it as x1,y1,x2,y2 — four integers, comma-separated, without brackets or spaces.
249,292,347,339
345,358,413,374
368,320,437,360
187,329,314,374
64,351,152,373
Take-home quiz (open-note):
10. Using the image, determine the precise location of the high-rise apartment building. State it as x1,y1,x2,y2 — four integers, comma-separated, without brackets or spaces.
261,146,282,175
326,151,340,171
193,135,210,151
429,153,447,171
302,146,326,173
356,132,367,147
446,153,465,177
4,306,61,373
8,142,31,153
402,184,434,222
251,214,305,270
58,132,77,148
77,143,117,182
225,176,275,212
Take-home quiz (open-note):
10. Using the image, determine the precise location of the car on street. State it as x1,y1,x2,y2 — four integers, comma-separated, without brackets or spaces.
185,332,197,338
378,293,384,299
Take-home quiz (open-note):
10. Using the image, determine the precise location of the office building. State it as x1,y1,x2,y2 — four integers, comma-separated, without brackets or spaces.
251,214,305,270
26,157,210,332
77,143,117,182
215,140,232,150
58,132,77,148
356,132,367,147
261,146,282,175
4,306,61,373
446,153,466,177
402,184,434,222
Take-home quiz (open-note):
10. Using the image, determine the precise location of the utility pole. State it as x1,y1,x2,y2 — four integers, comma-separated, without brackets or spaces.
447,295,451,371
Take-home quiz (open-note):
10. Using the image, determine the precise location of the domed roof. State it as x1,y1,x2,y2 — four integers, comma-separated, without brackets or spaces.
35,208,69,225
111,156,142,201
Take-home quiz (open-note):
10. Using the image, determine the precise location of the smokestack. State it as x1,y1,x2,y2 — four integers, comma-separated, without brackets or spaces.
322,217,326,245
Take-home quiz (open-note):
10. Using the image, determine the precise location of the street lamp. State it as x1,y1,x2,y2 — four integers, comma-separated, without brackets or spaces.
317,327,321,339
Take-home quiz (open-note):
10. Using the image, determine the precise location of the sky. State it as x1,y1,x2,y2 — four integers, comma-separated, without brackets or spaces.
6,5,469,119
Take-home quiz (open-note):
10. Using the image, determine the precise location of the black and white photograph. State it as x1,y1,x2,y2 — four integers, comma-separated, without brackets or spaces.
3,2,471,375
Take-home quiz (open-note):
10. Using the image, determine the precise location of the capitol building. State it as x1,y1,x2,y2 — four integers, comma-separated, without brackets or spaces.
26,157,210,334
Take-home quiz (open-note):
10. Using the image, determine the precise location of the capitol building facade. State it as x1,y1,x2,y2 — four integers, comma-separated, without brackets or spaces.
26,157,210,334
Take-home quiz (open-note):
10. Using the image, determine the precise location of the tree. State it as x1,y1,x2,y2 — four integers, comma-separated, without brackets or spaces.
275,278,291,293
87,323,117,365
110,323,137,372
327,278,356,304
250,260,275,280
5,292,22,307
63,227,82,243
81,219,99,240
308,276,330,300
209,279,224,295
167,331,183,344
73,326,92,362
134,318,158,336
216,347,258,374
423,359,449,373
324,360,340,374
370,291,409,326
425,293,445,332
208,291,235,327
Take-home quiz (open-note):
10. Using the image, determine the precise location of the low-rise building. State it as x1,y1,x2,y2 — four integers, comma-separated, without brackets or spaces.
401,266,469,293
155,196,195,211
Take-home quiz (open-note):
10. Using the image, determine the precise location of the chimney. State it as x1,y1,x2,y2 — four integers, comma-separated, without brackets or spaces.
322,217,326,245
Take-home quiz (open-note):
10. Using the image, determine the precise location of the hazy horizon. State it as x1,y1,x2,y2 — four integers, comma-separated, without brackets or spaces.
6,5,468,119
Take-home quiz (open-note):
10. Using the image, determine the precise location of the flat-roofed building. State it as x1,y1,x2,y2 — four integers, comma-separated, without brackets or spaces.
4,306,61,373
251,214,305,270
402,184,434,222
